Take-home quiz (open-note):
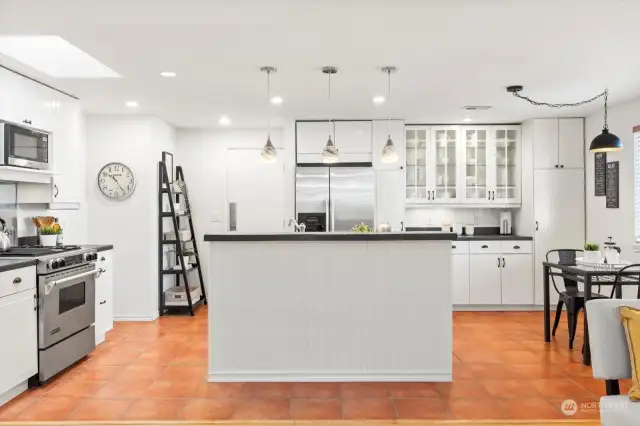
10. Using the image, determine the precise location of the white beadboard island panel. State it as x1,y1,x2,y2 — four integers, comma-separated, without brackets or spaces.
206,233,453,382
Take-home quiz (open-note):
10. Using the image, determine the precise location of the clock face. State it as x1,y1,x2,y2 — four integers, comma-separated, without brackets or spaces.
98,162,136,200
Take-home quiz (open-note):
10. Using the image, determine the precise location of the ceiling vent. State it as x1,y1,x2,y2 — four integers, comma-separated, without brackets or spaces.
462,106,492,111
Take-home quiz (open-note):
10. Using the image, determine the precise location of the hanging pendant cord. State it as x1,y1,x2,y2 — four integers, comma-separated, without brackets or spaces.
328,70,332,139
266,69,271,139
387,68,391,136
511,88,609,129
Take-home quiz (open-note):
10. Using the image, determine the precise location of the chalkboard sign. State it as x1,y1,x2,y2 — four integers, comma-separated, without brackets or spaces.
606,161,619,209
594,152,606,196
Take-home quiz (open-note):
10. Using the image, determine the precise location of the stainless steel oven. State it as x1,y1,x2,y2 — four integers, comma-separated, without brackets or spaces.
37,262,98,382
0,122,50,170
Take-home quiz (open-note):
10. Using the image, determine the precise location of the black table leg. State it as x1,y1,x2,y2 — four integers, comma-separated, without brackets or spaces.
544,265,551,342
583,274,592,366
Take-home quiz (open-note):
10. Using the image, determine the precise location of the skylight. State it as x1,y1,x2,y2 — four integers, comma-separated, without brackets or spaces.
0,35,120,78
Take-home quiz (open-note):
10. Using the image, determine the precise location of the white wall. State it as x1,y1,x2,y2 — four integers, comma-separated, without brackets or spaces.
585,98,640,260
86,115,176,320
175,126,294,281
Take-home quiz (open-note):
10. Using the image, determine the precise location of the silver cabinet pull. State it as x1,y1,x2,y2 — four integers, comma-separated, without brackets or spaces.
229,202,237,231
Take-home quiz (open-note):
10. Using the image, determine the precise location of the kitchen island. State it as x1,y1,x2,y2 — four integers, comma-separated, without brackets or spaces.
204,232,456,382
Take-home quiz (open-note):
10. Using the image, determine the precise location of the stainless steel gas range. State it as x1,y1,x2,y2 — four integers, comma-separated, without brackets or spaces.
0,246,100,383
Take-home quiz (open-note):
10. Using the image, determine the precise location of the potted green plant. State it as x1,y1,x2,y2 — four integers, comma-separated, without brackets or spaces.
584,242,601,262
181,249,196,268
40,224,62,247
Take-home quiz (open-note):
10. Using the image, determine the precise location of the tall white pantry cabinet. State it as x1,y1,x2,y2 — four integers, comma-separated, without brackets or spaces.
518,118,586,306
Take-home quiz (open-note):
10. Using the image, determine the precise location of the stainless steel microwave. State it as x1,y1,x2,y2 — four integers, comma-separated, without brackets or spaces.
0,122,50,170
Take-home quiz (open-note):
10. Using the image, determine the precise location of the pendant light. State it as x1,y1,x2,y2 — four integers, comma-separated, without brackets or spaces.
507,85,622,153
322,66,339,164
381,66,398,163
260,66,277,163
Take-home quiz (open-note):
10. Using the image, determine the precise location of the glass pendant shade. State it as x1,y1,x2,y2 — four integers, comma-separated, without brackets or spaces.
322,135,339,164
381,136,398,163
260,137,277,163
589,128,623,152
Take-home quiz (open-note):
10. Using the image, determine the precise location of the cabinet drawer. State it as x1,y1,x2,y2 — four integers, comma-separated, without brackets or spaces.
0,266,36,299
451,241,469,254
470,241,502,254
500,241,532,254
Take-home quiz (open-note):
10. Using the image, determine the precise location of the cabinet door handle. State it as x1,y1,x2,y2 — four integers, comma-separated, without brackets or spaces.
555,164,559,168
432,191,435,199
101,256,106,261
452,245,457,249
560,164,564,168
53,184,59,198
487,191,491,200
492,191,495,200
428,191,431,200
513,245,520,250
502,257,506,267
100,300,107,305
13,277,21,284
497,257,501,268
33,294,37,311
481,245,489,249
535,221,539,231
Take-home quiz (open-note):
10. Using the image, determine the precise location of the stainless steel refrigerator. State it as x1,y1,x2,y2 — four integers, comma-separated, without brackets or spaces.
295,164,375,232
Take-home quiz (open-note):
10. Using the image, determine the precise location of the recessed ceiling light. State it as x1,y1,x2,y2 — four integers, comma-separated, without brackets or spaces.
0,35,120,78
270,96,283,105
160,71,177,77
373,96,386,105
462,117,474,122
219,116,231,126
125,101,138,108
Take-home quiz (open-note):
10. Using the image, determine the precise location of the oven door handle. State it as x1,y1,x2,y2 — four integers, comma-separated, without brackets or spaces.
45,269,100,295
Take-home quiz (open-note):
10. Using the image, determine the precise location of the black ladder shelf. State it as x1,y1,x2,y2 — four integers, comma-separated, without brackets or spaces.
158,160,207,316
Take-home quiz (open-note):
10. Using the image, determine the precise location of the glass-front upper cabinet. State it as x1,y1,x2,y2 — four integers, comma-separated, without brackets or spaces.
464,127,489,201
491,126,520,204
405,126,429,201
432,127,458,202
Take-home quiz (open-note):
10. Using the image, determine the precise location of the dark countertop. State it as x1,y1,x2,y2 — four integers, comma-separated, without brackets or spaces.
457,235,533,241
0,258,38,273
83,245,114,252
204,232,458,242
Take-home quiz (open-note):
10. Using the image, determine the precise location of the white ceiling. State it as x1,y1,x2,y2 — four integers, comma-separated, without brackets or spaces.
1,0,639,128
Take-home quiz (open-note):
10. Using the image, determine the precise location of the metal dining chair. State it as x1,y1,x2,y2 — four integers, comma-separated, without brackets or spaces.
547,249,608,349
609,264,640,299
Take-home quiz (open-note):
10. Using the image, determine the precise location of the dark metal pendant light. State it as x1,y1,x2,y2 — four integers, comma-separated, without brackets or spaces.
322,66,339,164
260,66,277,163
381,66,398,163
507,85,622,153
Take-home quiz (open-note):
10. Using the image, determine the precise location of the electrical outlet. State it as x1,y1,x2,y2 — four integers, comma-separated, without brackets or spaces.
211,214,221,223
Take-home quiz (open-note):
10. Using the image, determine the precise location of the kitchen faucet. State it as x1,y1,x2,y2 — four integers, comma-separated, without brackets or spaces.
288,217,306,232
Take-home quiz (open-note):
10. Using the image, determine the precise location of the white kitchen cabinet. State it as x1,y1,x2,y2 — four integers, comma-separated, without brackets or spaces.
431,126,462,204
0,67,51,130
0,288,38,398
334,121,372,153
533,118,584,170
297,121,330,155
375,169,405,231
95,250,114,345
558,118,584,169
534,169,585,305
405,125,430,201
452,253,470,304
469,254,502,304
490,126,521,205
462,126,490,203
372,120,405,170
501,254,533,304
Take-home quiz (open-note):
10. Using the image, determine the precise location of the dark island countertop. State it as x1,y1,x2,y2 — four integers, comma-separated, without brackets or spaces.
204,232,458,242
0,259,38,273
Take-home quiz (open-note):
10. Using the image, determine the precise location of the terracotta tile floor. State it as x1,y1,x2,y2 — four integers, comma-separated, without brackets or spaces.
0,307,624,421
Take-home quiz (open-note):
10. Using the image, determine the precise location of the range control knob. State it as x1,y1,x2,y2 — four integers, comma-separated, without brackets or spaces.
49,259,59,269
91,253,98,261
58,259,66,268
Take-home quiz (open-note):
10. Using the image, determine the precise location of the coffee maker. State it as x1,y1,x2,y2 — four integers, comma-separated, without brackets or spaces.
500,210,513,235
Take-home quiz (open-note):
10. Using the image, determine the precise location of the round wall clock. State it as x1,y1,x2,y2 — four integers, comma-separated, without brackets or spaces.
98,162,136,200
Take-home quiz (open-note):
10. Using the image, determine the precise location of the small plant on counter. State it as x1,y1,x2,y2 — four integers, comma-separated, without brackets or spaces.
584,242,600,251
352,223,373,233
40,224,62,235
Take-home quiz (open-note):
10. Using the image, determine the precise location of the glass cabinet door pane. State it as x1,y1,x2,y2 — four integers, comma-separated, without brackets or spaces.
465,129,487,199
434,129,456,199
494,128,516,199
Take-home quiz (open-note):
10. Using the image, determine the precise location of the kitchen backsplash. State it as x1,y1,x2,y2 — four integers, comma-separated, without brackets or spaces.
404,207,509,227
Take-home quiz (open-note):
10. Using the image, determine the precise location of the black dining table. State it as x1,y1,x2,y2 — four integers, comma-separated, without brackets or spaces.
542,261,640,366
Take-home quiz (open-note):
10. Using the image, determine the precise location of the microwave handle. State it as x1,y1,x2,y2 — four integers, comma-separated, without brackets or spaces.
45,269,101,295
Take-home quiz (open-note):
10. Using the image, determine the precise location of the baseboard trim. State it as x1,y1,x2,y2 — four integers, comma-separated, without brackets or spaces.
455,305,544,312
208,372,452,382
114,314,159,322
0,380,27,407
